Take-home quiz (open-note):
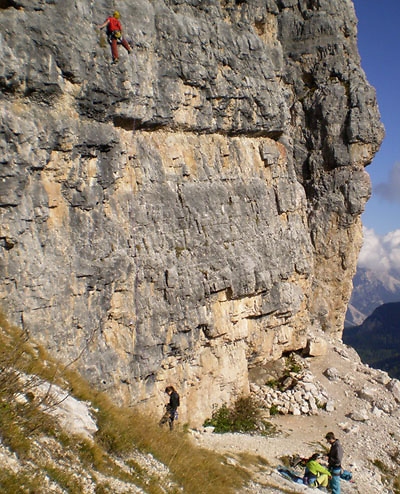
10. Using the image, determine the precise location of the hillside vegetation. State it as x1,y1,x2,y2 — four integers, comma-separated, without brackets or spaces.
0,312,253,494
2,320,400,493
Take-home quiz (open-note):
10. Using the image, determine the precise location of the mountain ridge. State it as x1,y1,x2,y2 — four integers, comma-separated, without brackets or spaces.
343,301,400,379
346,266,400,327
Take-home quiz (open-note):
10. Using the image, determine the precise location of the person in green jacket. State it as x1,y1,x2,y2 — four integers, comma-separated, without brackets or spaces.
304,453,332,489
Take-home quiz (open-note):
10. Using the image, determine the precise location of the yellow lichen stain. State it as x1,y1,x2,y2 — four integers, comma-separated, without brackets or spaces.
102,322,134,363
173,82,203,129
115,130,286,191
162,322,176,354
255,13,278,43
41,151,72,229
42,180,68,229
86,157,98,180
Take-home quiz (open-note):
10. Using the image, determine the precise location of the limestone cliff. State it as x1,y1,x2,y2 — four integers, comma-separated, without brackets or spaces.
0,0,383,425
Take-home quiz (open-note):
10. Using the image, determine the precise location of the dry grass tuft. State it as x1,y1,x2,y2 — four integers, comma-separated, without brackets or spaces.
0,469,42,493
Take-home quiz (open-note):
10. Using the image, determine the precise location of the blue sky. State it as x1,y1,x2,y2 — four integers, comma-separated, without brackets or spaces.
353,0,400,237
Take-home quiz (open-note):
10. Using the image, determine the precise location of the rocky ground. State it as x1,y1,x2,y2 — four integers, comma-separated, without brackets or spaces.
1,334,399,493
190,336,400,493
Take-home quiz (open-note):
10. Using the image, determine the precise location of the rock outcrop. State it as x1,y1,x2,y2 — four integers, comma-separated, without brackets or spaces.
0,0,384,424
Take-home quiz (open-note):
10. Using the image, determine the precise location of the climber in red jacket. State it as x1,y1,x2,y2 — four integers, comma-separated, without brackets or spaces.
98,11,132,64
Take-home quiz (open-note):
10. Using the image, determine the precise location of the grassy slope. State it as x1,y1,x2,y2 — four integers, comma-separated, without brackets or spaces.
0,312,251,494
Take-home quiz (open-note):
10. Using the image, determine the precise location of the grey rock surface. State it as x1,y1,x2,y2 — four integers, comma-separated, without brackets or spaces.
0,0,384,424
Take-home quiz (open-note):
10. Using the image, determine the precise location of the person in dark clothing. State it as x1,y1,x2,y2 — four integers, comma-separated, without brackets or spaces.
325,432,343,494
159,385,180,431
98,10,132,63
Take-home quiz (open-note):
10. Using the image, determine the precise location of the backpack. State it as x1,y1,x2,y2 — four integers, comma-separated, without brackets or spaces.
340,469,352,481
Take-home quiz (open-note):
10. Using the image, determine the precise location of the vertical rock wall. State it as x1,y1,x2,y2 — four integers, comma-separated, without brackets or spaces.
0,0,383,424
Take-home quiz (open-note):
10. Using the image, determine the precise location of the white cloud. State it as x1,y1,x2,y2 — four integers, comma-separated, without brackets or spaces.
384,230,400,268
358,227,400,272
375,162,400,203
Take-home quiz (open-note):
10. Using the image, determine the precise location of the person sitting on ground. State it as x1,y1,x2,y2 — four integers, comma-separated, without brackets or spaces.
303,453,331,490
98,10,132,63
159,385,180,431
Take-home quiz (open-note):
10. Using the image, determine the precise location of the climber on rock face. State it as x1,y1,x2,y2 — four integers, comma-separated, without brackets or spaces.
98,10,132,64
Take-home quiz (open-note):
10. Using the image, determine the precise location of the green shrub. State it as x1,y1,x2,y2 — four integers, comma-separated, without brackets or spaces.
269,404,280,416
204,395,273,435
284,354,303,375
266,379,279,388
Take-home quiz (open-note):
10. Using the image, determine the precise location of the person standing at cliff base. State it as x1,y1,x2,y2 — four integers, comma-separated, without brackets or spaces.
98,10,132,64
325,432,343,494
159,386,180,431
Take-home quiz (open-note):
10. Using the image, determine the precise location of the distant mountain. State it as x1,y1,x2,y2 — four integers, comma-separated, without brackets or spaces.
343,301,400,379
345,266,400,327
